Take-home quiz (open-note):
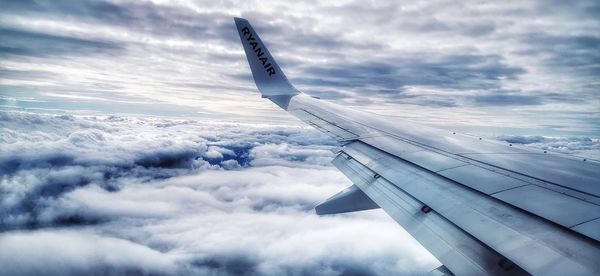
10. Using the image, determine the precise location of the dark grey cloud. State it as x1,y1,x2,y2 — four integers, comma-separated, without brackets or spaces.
473,93,542,106
471,89,593,106
294,53,525,98
516,33,600,77
537,0,600,21
321,1,501,37
0,0,230,40
0,69,59,81
0,27,123,58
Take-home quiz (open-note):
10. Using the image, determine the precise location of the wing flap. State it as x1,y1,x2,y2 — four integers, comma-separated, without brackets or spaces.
332,148,525,275
438,164,528,194
572,218,600,240
315,184,379,215
492,185,600,228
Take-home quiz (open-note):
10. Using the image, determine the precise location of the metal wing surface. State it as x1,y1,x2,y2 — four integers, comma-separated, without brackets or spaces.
233,17,600,275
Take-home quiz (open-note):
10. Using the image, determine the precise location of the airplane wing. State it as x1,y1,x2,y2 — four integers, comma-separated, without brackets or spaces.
233,17,600,275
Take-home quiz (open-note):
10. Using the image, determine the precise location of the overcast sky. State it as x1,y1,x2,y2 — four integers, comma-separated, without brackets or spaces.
1,0,599,275
0,0,598,134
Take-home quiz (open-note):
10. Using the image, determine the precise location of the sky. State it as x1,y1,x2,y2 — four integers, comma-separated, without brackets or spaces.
0,0,599,275
0,0,599,134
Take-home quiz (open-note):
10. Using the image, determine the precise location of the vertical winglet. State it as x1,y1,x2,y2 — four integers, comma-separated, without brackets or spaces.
234,17,299,98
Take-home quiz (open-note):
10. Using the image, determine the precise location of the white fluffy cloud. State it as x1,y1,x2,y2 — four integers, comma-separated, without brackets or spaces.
0,230,178,276
1,110,599,275
0,110,442,275
495,135,600,159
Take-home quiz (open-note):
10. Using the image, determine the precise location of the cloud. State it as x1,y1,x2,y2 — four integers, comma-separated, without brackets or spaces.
0,0,599,274
0,111,334,228
0,0,597,134
0,0,228,40
295,53,525,99
516,33,600,78
0,230,178,275
2,109,599,275
495,135,600,159
0,27,123,58
473,93,542,106
0,110,444,275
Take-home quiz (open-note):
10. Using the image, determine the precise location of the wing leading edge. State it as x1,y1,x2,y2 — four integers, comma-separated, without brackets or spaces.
233,17,600,275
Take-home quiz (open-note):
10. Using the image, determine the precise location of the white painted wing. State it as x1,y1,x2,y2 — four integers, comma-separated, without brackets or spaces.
234,17,600,275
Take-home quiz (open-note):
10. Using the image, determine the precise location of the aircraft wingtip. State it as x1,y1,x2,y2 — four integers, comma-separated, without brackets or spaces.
233,17,248,23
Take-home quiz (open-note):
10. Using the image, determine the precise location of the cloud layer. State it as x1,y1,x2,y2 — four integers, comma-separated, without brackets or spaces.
0,111,441,275
1,110,599,275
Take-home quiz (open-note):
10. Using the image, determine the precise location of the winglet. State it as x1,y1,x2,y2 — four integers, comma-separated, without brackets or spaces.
234,17,299,100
